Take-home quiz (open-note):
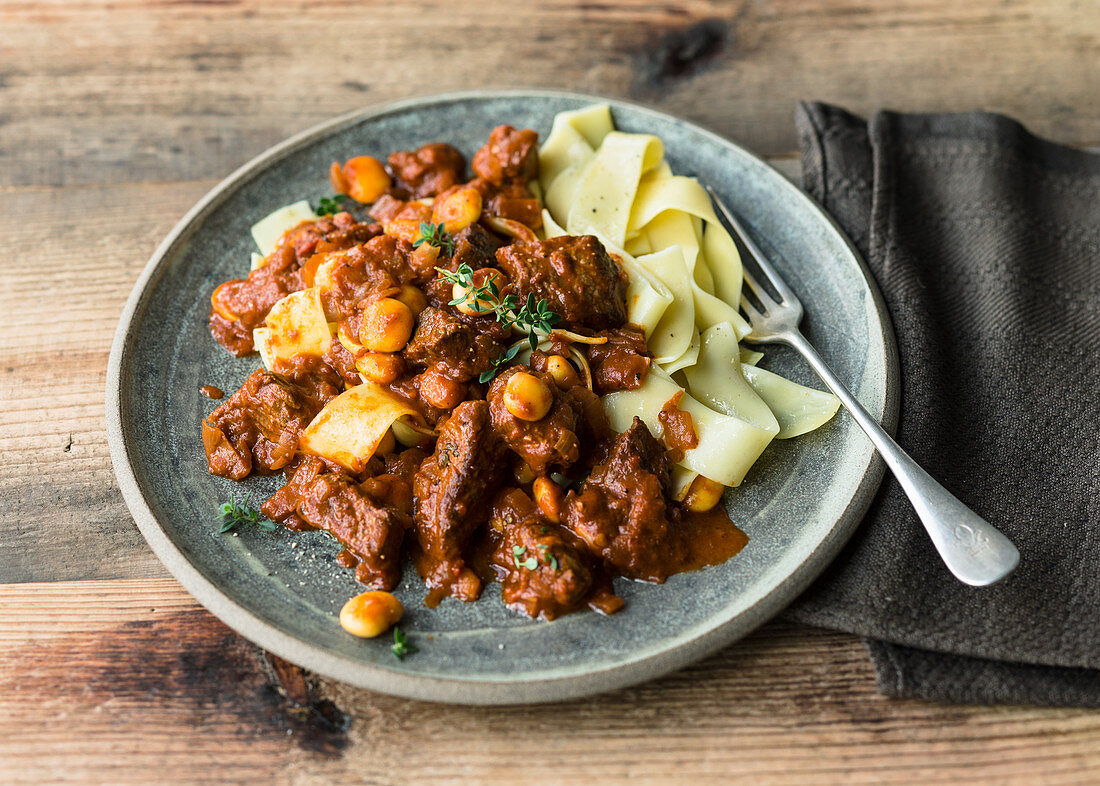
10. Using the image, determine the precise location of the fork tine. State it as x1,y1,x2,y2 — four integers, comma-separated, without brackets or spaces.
739,294,765,321
705,185,799,304
739,266,778,310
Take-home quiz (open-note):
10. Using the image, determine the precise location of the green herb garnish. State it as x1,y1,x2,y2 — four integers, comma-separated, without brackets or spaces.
537,544,559,571
478,344,523,384
512,545,538,571
437,263,561,383
392,626,418,660
217,492,277,534
315,194,346,216
414,221,455,256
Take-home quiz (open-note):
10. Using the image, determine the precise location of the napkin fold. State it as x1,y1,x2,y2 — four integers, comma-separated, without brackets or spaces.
785,103,1100,706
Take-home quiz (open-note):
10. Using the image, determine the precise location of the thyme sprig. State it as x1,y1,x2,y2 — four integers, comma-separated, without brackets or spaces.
217,492,277,534
512,545,538,571
435,262,561,383
392,626,418,660
315,194,346,216
414,221,455,256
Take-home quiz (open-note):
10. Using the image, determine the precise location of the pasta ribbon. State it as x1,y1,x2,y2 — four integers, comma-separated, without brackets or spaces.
741,364,842,439
299,383,418,473
684,322,778,434
566,132,664,246
633,246,695,364
250,200,318,256
602,367,778,487
253,288,332,373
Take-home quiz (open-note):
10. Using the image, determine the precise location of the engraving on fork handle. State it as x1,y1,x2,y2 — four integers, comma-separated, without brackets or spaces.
954,524,991,557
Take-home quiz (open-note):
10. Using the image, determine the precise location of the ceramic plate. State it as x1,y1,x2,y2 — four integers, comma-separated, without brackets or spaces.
107,90,897,704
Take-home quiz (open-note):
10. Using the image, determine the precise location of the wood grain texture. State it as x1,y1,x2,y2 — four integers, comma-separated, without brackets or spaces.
1,180,218,582
3,0,1099,779
0,0,1096,189
1,579,1098,786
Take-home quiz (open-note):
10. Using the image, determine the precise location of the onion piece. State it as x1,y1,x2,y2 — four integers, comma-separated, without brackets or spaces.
480,214,539,243
568,346,594,391
550,328,607,345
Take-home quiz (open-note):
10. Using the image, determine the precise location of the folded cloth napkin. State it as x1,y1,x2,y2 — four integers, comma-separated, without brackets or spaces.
784,103,1100,706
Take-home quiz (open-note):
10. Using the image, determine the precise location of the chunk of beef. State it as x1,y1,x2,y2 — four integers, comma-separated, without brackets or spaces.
318,234,434,319
472,125,539,186
387,143,466,198
493,515,593,621
262,457,407,590
451,223,504,271
385,446,428,481
403,306,506,382
586,326,651,393
487,365,586,474
562,417,686,582
412,401,507,600
202,369,326,480
495,236,627,330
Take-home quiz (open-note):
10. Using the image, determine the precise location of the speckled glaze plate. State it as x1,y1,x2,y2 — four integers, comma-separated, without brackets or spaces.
107,90,897,705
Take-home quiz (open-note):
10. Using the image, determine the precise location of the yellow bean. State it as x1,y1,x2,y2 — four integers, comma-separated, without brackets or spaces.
431,187,483,234
340,156,391,204
504,371,552,422
358,298,414,352
452,268,506,317
356,351,403,384
684,475,725,513
339,591,403,638
394,284,427,316
533,476,564,524
421,368,466,410
544,354,580,389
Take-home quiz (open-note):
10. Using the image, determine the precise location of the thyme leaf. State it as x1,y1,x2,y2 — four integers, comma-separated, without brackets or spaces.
217,493,277,534
392,626,418,660
437,265,561,384
315,194,346,216
414,222,455,256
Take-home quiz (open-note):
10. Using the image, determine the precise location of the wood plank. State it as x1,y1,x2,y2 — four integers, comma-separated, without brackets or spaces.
0,180,216,583
0,579,1097,785
0,0,1095,188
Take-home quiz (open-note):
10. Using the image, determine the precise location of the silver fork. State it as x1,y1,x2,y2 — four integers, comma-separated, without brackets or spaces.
707,186,1019,587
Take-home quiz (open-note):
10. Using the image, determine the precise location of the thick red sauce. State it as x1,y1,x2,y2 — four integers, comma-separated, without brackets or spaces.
200,384,224,400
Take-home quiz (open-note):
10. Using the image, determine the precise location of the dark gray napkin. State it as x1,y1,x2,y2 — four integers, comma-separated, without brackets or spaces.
785,103,1100,706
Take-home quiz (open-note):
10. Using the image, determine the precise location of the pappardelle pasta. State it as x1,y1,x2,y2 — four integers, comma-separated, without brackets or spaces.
200,108,839,627
538,105,838,492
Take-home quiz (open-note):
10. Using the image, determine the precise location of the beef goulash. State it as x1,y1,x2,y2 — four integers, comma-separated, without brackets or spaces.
202,122,755,622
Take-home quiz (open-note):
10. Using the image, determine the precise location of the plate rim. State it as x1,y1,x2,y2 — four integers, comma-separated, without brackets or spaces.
106,88,899,705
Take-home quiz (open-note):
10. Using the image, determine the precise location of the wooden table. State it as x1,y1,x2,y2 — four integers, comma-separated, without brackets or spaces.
3,1,1098,783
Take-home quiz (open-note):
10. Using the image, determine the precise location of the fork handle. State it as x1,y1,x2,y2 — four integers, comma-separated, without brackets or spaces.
784,331,1019,586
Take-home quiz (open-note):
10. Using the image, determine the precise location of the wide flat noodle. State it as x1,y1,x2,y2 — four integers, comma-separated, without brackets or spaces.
633,246,694,363
602,367,776,487
684,322,778,434
253,288,332,372
250,200,317,256
299,383,417,472
741,364,841,439
659,329,700,375
566,132,663,246
538,105,610,189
